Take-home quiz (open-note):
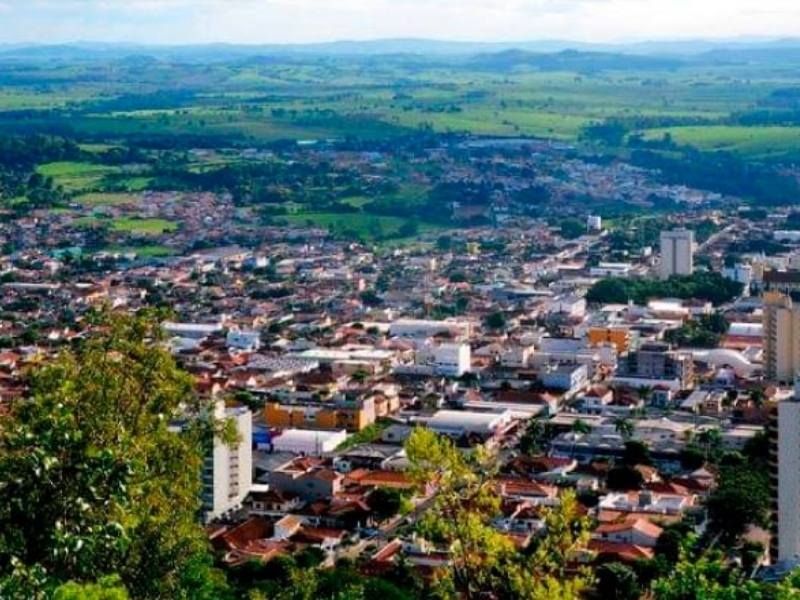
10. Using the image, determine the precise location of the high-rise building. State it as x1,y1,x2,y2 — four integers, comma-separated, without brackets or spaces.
763,291,800,384
201,402,253,522
770,385,800,563
659,229,694,279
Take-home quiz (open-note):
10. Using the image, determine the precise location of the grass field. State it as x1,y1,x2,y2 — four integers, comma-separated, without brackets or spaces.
37,162,120,192
74,192,141,206
639,125,800,158
281,212,409,240
111,218,178,234
108,245,175,257
73,216,178,234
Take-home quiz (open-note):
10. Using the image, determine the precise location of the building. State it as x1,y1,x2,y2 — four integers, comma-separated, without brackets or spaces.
202,403,253,522
587,215,602,232
763,292,800,384
723,264,753,296
588,327,631,353
425,409,512,440
389,319,472,340
539,363,588,395
659,229,694,279
618,342,694,389
271,428,348,455
269,457,344,501
227,328,262,351
763,270,800,296
264,396,376,433
428,343,472,377
770,385,800,563
589,262,634,278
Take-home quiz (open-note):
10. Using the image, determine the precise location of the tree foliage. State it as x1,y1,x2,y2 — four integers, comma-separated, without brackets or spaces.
0,308,230,599
404,428,592,600
586,273,742,306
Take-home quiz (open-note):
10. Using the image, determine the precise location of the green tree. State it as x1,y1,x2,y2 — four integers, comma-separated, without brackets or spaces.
707,465,770,546
484,312,507,331
404,428,592,600
0,308,231,599
651,541,764,600
54,576,129,600
595,562,639,600
368,487,403,522
613,417,634,440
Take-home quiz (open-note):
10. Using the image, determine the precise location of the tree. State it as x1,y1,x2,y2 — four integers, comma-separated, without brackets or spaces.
570,419,592,458
613,417,634,440
651,540,765,600
623,440,652,466
697,428,723,462
606,466,644,491
0,308,231,599
404,428,592,600
484,312,507,331
707,465,770,546
595,563,639,600
519,419,554,455
54,576,129,600
368,487,403,522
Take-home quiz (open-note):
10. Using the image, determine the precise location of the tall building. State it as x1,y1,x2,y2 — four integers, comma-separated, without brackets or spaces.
770,385,800,563
763,291,800,384
659,229,694,279
201,402,253,522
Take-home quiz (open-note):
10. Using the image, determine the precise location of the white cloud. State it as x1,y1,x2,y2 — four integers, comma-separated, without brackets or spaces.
0,0,799,44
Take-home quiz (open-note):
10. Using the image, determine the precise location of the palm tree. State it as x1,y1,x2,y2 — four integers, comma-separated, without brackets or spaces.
570,419,592,458
614,417,635,440
636,385,654,406
697,428,722,461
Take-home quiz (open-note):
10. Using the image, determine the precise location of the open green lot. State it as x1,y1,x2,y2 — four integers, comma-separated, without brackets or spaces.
74,192,141,206
37,162,120,192
639,125,800,158
111,217,178,234
281,213,410,240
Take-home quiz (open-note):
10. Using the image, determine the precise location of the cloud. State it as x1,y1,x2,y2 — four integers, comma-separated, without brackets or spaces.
0,0,799,44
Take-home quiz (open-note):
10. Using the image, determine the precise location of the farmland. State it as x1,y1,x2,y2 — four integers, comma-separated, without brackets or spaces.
2,44,800,252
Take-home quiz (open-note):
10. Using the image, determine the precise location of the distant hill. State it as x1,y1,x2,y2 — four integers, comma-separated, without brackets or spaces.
1,38,800,66
466,49,684,72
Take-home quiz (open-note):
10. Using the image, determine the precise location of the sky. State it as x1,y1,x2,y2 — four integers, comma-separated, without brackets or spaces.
0,0,799,45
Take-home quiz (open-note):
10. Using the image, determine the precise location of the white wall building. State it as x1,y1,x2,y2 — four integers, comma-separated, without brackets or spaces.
431,343,471,377
590,262,634,278
659,229,694,279
227,328,262,351
389,318,472,340
774,389,800,562
202,403,253,522
271,428,348,455
723,264,753,295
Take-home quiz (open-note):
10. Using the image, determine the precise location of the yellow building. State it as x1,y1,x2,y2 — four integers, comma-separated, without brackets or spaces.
264,397,376,433
763,291,800,384
588,327,631,353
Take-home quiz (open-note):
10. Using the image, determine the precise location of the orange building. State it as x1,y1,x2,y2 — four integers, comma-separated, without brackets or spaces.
588,327,630,353
265,397,375,432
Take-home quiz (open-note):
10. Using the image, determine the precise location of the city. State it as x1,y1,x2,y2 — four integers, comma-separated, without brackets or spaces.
3,2,800,599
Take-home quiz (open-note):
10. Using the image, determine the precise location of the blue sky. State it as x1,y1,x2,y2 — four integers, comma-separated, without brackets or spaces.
1,0,799,45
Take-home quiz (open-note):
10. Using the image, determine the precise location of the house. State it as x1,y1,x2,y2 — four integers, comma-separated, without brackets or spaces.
594,518,663,548
269,457,344,501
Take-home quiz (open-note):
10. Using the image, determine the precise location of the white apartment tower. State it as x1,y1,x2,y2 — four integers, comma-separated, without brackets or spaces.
771,383,800,563
201,402,253,522
763,291,800,385
659,229,695,279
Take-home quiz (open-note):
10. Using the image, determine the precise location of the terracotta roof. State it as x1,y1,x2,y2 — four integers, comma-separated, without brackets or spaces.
595,518,663,539
588,540,654,562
